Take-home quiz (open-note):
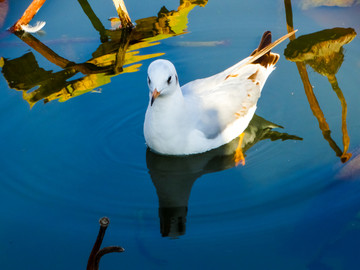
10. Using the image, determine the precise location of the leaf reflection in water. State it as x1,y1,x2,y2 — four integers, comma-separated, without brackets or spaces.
283,0,356,163
146,114,302,238
0,0,208,107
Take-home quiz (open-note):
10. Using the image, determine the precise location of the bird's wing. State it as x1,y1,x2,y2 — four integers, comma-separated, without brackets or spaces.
187,63,269,139
181,30,296,96
181,56,251,96
181,30,297,139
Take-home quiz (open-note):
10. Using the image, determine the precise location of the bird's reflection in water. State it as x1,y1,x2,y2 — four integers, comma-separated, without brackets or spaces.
146,115,302,238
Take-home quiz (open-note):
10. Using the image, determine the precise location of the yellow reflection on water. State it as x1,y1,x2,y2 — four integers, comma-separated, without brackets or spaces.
283,0,356,163
0,0,208,107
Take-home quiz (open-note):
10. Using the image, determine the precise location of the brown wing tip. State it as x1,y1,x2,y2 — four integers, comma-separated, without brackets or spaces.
252,31,279,67
250,31,272,56
258,31,272,51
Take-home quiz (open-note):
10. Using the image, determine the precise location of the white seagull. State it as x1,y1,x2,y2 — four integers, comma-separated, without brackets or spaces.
144,30,296,156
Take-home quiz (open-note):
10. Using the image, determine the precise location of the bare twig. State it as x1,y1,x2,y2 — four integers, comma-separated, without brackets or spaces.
10,0,46,32
14,32,110,74
78,0,108,42
94,246,125,270
112,0,133,28
14,31,73,69
87,217,124,270
114,27,132,74
87,217,110,270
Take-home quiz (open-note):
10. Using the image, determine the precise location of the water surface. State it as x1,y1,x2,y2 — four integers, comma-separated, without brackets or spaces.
1,0,360,269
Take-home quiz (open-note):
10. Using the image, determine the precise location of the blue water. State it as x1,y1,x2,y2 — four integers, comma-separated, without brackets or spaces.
1,0,360,269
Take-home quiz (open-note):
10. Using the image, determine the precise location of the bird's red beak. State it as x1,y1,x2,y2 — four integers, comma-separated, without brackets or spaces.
151,89,160,106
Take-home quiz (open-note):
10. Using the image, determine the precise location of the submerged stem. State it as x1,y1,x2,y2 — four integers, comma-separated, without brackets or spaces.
87,217,124,270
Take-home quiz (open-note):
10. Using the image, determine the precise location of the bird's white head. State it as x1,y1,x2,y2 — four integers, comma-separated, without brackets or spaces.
147,59,179,106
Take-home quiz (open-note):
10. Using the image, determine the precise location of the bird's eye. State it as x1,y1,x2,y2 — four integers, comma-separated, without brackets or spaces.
148,76,151,85
167,76,172,84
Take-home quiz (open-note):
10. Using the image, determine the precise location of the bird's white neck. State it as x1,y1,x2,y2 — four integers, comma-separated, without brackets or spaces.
150,87,184,113
144,88,188,154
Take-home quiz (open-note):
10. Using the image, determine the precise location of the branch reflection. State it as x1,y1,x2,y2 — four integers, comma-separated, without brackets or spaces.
0,0,208,107
146,115,302,238
283,0,356,163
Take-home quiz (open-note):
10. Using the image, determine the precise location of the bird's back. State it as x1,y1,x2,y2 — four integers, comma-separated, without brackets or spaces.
181,31,280,144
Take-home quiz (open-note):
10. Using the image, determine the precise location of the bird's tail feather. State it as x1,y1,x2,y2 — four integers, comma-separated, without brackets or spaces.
251,31,279,67
249,30,297,67
224,30,297,80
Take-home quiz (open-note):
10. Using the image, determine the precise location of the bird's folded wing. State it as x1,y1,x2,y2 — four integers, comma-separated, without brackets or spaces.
182,30,297,97
193,66,263,139
181,57,252,96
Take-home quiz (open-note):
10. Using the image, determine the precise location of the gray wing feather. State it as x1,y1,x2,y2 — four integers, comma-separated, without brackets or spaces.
193,71,263,139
